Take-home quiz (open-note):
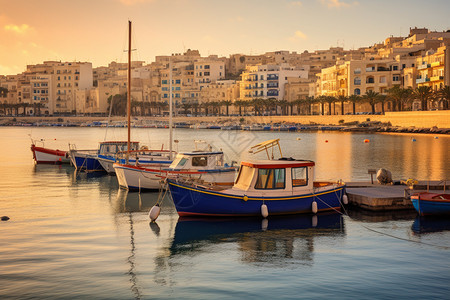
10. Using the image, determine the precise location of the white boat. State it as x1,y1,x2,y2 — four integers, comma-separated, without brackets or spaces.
114,150,237,191
31,139,70,164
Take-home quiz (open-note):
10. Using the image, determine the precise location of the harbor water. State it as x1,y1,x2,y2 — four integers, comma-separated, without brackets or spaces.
0,127,449,299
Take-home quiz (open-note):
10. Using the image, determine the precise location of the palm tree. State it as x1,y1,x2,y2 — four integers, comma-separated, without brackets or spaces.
347,95,361,115
387,86,402,111
438,85,450,110
337,95,347,115
233,100,243,116
377,94,387,114
325,96,335,115
412,86,433,111
278,99,289,115
363,90,379,114
221,100,232,116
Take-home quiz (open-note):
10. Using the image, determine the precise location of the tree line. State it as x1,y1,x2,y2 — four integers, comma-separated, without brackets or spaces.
0,85,449,116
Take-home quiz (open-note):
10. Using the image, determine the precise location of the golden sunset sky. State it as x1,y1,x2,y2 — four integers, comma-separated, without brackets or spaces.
1,0,449,75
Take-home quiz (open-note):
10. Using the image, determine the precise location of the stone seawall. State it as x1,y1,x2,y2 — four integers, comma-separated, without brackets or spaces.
2,110,450,129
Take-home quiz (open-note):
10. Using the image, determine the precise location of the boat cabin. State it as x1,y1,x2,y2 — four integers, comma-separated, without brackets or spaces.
98,141,140,155
169,151,226,170
232,159,315,192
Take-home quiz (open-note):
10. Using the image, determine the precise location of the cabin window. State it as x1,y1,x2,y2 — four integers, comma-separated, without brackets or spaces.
175,158,188,168
255,168,285,189
292,167,308,187
192,156,207,167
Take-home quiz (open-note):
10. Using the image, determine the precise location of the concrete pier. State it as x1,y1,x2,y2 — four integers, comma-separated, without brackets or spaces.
345,181,449,211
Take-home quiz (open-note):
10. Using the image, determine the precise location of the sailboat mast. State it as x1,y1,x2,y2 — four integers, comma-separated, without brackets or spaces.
169,59,173,160
127,20,132,163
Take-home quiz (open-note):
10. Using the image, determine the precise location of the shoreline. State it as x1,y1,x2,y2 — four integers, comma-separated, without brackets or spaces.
1,114,449,135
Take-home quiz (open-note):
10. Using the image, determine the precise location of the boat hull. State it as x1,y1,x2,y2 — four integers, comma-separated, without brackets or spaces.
168,180,345,217
114,164,235,191
411,193,450,216
31,145,70,164
70,151,105,172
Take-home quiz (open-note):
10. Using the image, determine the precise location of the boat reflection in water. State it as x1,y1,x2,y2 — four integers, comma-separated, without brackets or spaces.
411,216,450,234
170,212,345,265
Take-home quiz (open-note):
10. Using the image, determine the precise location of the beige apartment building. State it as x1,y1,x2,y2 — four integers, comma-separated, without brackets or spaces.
415,43,450,91
240,63,308,102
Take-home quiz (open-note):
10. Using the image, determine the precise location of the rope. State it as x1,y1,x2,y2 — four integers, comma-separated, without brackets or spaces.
313,186,450,251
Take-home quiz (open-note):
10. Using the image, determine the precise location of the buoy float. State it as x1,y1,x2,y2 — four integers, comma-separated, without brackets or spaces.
325,140,328,143
296,137,301,140
312,201,318,214
342,194,348,205
312,215,318,227
1,216,10,221
364,139,370,143
412,138,416,142
261,204,269,218
149,204,161,222
434,136,439,139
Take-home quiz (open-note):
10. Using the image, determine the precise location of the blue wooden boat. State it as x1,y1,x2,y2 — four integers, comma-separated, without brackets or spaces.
411,192,450,216
69,141,139,172
167,139,346,217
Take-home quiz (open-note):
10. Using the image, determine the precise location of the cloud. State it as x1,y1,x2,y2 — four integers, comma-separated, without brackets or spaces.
289,30,308,42
319,0,358,8
119,0,156,5
290,1,303,7
4,23,32,34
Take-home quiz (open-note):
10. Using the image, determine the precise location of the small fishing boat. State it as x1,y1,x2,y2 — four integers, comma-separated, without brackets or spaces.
69,141,139,172
114,150,237,191
410,192,450,216
31,141,70,164
97,148,173,174
167,139,346,217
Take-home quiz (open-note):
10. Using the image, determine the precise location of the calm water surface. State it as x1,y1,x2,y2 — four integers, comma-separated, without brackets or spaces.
0,127,449,299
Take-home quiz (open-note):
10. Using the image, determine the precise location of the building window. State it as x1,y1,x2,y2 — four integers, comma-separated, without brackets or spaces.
354,77,361,85
393,75,400,81
354,68,361,74
393,66,398,71
354,88,360,95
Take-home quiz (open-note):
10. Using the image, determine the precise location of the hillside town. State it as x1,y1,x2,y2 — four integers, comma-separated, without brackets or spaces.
1,27,449,117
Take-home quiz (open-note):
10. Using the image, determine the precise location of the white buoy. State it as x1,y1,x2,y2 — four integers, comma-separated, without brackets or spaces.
342,194,348,205
261,218,268,231
311,201,318,214
312,215,318,227
261,204,269,218
149,204,161,222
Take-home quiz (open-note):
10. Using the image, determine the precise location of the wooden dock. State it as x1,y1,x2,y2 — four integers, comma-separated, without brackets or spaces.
345,180,449,211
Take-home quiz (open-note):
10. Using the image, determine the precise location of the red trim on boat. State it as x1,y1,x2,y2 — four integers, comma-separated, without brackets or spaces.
241,161,315,169
31,144,67,157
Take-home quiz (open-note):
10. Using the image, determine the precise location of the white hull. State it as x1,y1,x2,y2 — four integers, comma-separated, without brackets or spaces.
114,163,236,191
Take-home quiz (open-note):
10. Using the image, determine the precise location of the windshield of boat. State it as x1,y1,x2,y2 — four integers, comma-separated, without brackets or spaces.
234,165,254,190
255,168,285,189
292,167,308,187
173,157,188,169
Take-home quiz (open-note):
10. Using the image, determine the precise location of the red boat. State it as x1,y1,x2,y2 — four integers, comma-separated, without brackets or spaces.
411,192,450,216
31,143,70,164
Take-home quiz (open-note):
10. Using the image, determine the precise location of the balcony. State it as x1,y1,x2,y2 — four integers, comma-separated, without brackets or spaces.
267,83,279,88
417,64,430,70
431,61,442,67
430,76,444,82
377,67,390,72
267,74,279,80
365,67,375,72
416,77,430,84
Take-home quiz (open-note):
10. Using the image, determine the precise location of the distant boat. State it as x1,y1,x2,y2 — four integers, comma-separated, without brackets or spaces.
411,192,450,216
31,141,70,164
167,139,346,217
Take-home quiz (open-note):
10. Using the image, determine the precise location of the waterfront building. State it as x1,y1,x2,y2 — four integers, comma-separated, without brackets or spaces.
239,63,308,102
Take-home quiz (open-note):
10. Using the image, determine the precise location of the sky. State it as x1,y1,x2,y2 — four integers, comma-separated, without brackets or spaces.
1,0,449,75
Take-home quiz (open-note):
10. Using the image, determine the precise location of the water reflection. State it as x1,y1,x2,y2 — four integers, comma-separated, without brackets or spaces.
169,213,345,266
347,208,417,223
411,216,450,234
